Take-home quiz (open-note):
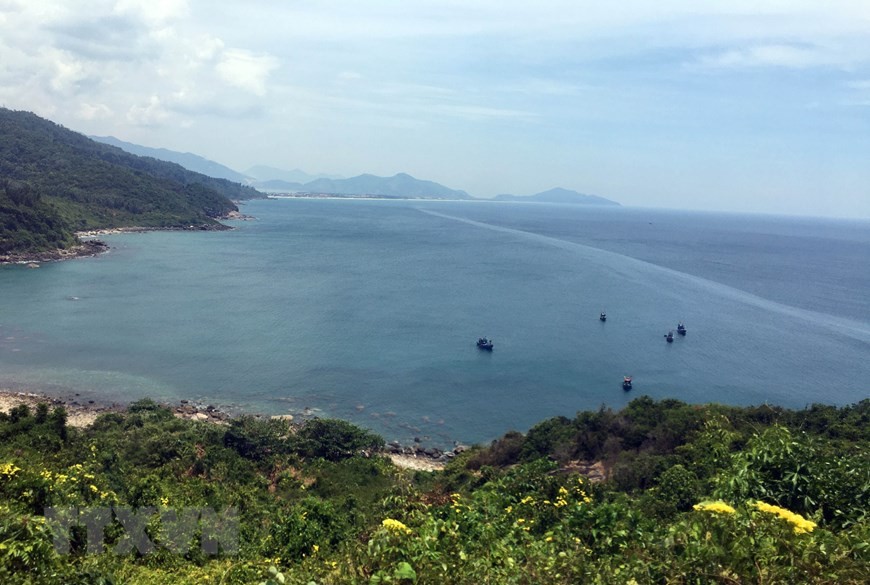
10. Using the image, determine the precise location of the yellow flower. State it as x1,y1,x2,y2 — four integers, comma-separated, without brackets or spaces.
312,544,319,553
693,501,736,515
160,496,170,506
381,518,412,534
754,501,817,534
89,484,99,493
0,463,21,478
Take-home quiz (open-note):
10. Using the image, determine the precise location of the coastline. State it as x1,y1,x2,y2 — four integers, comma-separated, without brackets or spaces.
2,210,255,266
0,388,448,470
0,239,108,266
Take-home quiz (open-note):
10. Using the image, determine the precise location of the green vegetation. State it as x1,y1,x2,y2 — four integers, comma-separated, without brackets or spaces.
0,108,262,255
0,179,76,253
0,397,866,583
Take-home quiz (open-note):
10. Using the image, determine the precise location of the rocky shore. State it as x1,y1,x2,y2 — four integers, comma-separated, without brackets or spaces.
0,239,108,266
3,209,256,266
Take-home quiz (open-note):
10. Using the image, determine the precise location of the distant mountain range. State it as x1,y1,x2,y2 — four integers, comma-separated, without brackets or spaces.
93,136,619,204
495,187,619,206
301,173,471,199
2,111,622,257
244,165,341,185
90,135,250,183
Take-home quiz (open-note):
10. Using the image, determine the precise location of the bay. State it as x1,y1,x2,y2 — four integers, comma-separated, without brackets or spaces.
1,199,868,447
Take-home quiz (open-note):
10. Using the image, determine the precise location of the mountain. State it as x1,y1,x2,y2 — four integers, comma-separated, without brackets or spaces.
91,135,251,183
254,179,306,192
301,173,471,199
494,187,619,206
245,165,341,184
0,108,259,255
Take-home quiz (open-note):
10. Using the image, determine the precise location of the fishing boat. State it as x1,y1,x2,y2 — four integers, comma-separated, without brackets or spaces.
622,376,632,390
665,331,674,343
599,312,607,322
677,322,687,335
476,337,494,350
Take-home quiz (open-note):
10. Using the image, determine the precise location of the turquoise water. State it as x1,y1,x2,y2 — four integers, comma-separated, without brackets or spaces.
1,199,868,447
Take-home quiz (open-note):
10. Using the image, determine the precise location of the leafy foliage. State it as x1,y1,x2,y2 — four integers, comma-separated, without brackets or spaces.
0,397,866,584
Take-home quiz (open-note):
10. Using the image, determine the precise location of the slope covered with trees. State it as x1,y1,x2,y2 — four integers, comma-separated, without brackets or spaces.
0,109,261,255
0,397,866,584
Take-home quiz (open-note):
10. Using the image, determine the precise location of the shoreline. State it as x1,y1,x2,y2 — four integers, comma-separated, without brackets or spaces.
0,239,109,266
0,388,448,470
2,211,255,266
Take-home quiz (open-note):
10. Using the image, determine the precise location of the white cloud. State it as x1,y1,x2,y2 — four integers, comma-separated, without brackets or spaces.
114,0,190,24
215,49,279,96
432,104,536,122
77,102,113,120
127,95,169,126
46,50,89,93
695,44,848,70
191,35,224,63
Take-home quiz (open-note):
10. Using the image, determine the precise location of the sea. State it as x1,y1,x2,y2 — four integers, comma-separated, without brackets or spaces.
1,198,868,448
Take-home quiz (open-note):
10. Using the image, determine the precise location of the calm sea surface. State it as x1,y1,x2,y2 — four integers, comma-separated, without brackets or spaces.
1,199,868,447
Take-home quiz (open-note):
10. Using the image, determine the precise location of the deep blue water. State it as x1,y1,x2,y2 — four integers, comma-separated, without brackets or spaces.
1,199,868,447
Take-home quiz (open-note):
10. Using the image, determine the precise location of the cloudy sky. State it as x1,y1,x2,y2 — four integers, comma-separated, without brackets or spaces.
1,1,869,218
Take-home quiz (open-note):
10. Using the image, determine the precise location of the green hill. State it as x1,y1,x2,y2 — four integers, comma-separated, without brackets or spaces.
0,108,261,256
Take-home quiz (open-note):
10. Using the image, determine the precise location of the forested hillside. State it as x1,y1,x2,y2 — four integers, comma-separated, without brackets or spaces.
0,109,261,255
0,397,866,584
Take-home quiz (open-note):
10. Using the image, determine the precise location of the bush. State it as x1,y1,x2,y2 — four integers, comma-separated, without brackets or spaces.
296,419,383,462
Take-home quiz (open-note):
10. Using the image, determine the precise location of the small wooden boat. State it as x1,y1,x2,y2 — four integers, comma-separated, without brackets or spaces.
476,337,494,350
665,331,674,343
677,322,686,335
599,312,607,322
623,376,632,390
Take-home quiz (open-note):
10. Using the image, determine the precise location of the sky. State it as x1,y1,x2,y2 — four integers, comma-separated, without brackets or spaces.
1,1,869,218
